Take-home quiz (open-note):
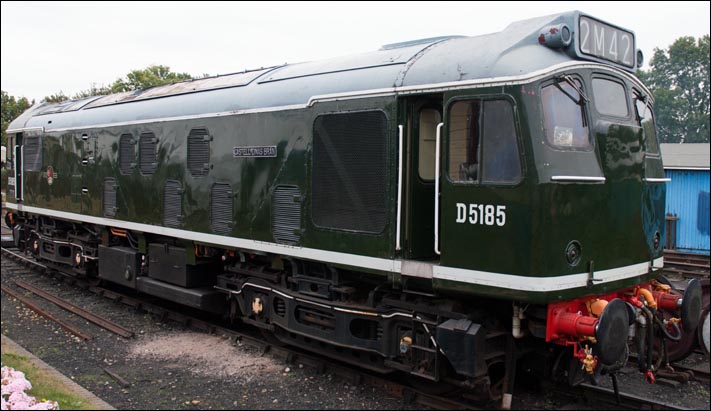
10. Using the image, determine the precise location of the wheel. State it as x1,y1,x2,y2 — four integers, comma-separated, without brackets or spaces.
698,307,710,358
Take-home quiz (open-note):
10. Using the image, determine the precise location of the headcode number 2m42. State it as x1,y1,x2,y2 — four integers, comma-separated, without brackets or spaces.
455,203,506,227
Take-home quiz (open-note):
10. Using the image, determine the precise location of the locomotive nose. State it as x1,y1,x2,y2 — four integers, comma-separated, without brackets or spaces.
594,298,630,365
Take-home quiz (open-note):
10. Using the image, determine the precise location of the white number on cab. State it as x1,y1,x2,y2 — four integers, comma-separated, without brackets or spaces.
455,203,506,227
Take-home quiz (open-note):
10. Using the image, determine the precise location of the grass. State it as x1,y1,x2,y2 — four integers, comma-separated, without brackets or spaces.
1,340,97,410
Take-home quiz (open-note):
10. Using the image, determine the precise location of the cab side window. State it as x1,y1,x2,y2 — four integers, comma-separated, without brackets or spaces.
448,99,521,184
634,94,660,155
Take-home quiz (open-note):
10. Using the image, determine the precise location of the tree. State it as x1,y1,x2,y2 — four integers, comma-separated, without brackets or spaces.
1,90,33,147
109,65,192,93
4,65,193,147
41,65,193,103
43,92,69,103
638,35,710,143
73,83,112,99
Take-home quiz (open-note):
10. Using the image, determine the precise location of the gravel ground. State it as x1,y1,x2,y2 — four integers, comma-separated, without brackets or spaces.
1,243,709,410
0,258,425,410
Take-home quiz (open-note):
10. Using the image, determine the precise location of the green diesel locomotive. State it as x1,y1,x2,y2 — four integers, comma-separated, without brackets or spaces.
4,11,701,406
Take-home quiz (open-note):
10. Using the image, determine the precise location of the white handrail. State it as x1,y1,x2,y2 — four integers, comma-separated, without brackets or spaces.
434,122,443,255
396,125,404,251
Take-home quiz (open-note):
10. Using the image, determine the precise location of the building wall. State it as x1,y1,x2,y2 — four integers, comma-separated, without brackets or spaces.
665,169,711,253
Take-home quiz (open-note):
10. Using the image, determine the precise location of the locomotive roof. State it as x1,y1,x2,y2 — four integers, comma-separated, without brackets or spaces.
9,10,636,132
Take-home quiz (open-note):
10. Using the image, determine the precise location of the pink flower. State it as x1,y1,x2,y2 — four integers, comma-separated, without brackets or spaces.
1,378,32,397
0,367,59,410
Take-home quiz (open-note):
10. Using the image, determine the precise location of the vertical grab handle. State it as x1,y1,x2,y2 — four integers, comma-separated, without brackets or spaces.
19,145,24,202
396,125,404,251
434,122,443,255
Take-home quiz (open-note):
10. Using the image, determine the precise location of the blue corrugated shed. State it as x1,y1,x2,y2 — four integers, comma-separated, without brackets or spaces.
664,169,710,253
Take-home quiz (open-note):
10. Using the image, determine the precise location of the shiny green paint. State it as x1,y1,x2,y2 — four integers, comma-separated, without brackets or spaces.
439,86,535,276
434,69,665,299
10,68,665,304
23,133,82,214
21,96,398,260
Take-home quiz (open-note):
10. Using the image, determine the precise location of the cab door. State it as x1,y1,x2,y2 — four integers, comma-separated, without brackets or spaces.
11,133,23,202
401,96,442,260
438,92,527,274
79,132,98,215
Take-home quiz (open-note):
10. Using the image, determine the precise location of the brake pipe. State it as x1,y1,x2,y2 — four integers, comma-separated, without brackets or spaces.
640,305,656,383
652,291,681,312
636,288,657,309
550,310,598,339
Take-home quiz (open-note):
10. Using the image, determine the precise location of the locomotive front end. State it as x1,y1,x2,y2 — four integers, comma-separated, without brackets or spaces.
517,15,704,382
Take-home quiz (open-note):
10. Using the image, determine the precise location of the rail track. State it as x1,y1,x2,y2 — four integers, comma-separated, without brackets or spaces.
0,247,474,410
664,250,710,280
1,245,706,410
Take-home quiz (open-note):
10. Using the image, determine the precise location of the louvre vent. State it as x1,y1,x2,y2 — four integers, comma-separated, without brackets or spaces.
139,132,157,175
119,134,135,175
272,185,302,245
211,183,233,235
163,180,182,228
23,136,42,172
188,128,211,177
103,178,117,218
312,111,387,233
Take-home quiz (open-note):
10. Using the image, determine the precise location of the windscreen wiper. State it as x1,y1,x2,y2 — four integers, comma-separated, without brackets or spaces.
555,75,590,105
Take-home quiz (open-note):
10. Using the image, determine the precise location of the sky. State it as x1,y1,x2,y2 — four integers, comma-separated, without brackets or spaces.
2,1,709,103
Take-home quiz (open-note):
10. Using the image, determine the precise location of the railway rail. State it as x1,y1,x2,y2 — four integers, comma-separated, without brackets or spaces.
0,247,474,410
1,245,707,410
0,283,92,341
555,382,691,410
663,250,711,279
13,279,134,338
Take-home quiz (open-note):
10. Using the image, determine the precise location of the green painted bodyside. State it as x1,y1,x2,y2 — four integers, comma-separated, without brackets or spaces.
23,97,398,259
12,69,665,304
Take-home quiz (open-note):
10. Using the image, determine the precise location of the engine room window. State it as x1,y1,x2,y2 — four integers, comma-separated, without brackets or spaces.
448,99,521,184
541,79,590,149
634,96,660,155
312,111,387,233
592,78,629,117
